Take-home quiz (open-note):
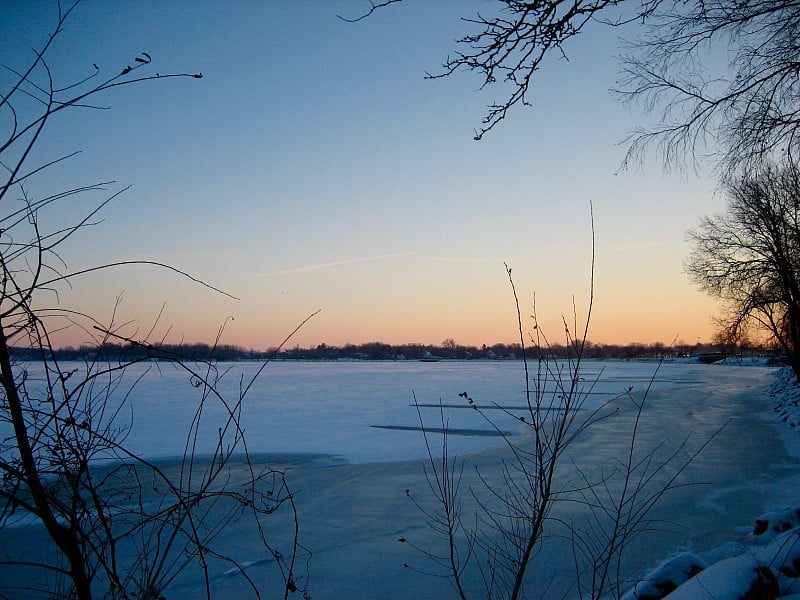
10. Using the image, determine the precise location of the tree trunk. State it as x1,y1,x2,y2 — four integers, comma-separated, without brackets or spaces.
786,302,800,383
0,324,93,599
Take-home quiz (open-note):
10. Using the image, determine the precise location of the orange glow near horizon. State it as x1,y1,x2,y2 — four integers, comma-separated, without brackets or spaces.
43,267,722,351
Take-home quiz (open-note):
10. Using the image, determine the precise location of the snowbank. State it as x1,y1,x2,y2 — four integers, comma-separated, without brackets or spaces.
623,522,800,599
716,355,781,367
770,366,800,430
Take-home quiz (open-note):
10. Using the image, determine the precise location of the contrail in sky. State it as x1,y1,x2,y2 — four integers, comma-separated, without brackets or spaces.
258,252,416,277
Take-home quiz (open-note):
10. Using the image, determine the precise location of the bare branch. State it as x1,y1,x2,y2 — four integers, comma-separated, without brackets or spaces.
337,0,402,23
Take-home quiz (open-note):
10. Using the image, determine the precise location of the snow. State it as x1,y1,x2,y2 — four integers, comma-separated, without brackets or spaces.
621,552,707,600
664,554,779,599
749,507,800,544
637,529,800,599
770,366,800,431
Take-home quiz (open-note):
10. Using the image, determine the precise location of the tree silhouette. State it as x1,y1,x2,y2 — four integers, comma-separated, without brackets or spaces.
350,0,800,170
687,159,800,380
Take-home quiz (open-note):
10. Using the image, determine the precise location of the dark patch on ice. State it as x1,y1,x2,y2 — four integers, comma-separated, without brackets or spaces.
409,394,600,413
411,403,588,410
603,376,702,385
370,425,515,437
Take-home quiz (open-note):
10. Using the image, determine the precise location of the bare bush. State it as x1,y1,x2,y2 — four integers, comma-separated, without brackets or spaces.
404,242,720,599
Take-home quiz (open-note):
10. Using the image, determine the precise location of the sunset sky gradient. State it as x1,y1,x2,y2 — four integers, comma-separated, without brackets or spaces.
2,1,725,350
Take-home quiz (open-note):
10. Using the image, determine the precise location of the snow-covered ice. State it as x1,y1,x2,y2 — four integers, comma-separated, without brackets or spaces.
13,358,695,463
621,365,800,600
3,359,800,599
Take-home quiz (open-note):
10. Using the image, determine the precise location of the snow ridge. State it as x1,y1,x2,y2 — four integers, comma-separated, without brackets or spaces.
770,367,800,429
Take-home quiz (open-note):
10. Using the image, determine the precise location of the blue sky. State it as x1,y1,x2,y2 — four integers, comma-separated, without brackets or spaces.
2,0,723,349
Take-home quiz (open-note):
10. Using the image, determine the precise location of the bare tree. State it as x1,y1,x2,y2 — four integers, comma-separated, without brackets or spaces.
686,159,800,380
348,0,800,171
0,3,309,598
618,0,800,171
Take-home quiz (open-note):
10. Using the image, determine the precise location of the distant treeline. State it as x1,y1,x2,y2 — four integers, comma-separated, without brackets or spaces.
7,339,775,363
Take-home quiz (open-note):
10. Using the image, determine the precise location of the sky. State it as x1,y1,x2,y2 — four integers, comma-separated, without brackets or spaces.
1,0,726,350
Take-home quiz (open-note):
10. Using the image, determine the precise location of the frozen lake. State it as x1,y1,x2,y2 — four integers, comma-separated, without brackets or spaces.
16,358,774,463
5,358,799,599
